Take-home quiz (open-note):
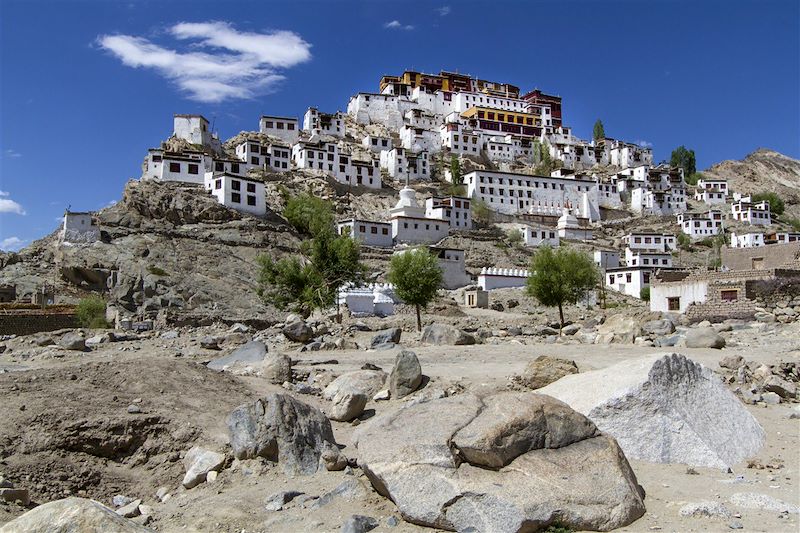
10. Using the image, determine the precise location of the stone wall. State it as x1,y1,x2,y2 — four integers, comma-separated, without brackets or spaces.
721,241,800,271
0,310,77,336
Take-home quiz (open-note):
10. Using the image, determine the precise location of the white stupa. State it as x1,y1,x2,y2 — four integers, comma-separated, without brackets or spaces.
390,185,425,219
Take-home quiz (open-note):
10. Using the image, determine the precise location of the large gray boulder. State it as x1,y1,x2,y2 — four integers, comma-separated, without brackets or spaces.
518,355,578,389
282,320,314,343
207,340,268,372
0,497,154,532
59,332,86,351
538,353,764,469
182,446,225,489
329,390,368,422
322,370,388,401
261,352,292,384
370,327,401,348
226,393,339,475
420,323,476,346
595,315,641,344
388,350,422,399
642,319,675,336
353,392,645,532
685,327,726,349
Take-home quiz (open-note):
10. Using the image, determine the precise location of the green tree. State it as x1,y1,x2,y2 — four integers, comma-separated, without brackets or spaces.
387,248,443,331
450,155,462,185
593,119,605,141
525,246,598,330
640,287,651,301
259,193,366,317
750,191,785,216
685,172,702,186
471,197,493,226
76,295,109,328
670,146,697,177
282,191,335,236
533,140,555,175
677,233,692,248
507,228,523,247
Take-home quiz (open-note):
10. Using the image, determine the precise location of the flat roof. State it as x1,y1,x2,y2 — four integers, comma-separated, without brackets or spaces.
606,266,677,273
260,115,297,121
338,218,391,226
465,169,595,184
174,114,209,121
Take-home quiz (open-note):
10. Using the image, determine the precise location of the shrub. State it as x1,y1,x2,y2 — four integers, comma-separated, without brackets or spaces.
786,218,800,231
640,286,651,301
507,228,523,247
282,192,334,236
76,295,109,328
471,198,493,225
677,233,692,248
387,248,443,331
147,265,169,276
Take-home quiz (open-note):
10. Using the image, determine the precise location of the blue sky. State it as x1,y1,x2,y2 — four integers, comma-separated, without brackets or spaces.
1,0,798,251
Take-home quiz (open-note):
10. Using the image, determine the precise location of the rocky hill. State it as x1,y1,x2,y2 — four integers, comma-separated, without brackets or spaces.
702,148,800,218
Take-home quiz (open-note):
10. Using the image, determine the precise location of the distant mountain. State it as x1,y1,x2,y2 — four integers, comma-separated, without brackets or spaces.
702,148,800,218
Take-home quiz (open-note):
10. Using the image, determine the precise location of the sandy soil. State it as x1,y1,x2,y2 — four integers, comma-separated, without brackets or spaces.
0,317,798,532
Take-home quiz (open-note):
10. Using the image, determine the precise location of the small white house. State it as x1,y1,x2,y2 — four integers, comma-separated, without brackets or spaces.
390,187,450,244
259,115,299,143
594,250,620,270
338,283,397,317
775,232,800,244
204,172,266,217
623,232,677,252
680,211,723,240
605,266,654,299
303,108,347,138
429,246,471,289
519,225,559,248
731,199,771,226
143,149,209,184
425,196,472,231
478,267,530,291
362,134,393,152
337,219,393,248
730,232,765,248
173,114,221,152
557,209,593,241
380,148,430,182
695,179,728,205
625,248,673,268
61,210,100,244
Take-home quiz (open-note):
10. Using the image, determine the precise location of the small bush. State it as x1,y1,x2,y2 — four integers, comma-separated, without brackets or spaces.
471,198,493,225
640,286,651,301
76,295,109,328
507,229,523,247
750,191,784,216
677,233,691,248
786,218,800,231
147,265,169,276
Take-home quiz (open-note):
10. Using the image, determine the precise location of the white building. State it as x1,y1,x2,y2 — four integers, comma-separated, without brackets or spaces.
234,139,291,172
543,127,597,170
731,199,771,226
464,169,600,220
390,187,449,244
485,136,515,162
478,267,530,291
173,114,221,152
604,139,653,169
425,196,473,231
594,250,620,270
625,247,673,268
303,108,346,138
259,115,299,144
694,178,728,205
142,149,209,184
696,178,728,195
204,172,266,217
61,210,100,244
623,232,678,252
337,219,393,248
605,266,654,299
557,209,593,240
292,138,340,174
775,232,800,245
338,283,397,317
428,247,471,289
440,121,481,155
519,225,559,248
596,182,623,209
347,93,415,130
730,232,765,248
400,124,440,153
362,134,393,152
679,210,723,240
380,148,430,182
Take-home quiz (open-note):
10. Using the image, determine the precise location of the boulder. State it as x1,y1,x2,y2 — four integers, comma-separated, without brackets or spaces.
282,321,314,343
59,332,86,351
763,375,797,399
342,515,379,533
518,355,579,390
560,323,581,336
678,501,731,518
329,390,368,422
261,352,292,384
729,492,799,514
182,447,225,489
0,488,29,506
530,325,559,336
595,314,641,344
322,370,388,401
388,350,422,399
352,392,645,532
34,335,55,347
685,327,725,349
207,340,268,372
226,393,338,475
199,336,220,350
642,319,675,336
538,353,765,469
0,497,154,532
369,328,401,348
719,355,744,370
420,324,476,346
115,499,141,518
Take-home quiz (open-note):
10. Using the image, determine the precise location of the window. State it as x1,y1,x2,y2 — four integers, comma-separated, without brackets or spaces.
247,195,256,206
721,290,738,302
264,121,273,128
287,123,295,130
214,179,221,189
152,155,162,162
231,192,241,203
370,226,377,234
277,122,284,129
382,228,388,235
231,163,240,174
215,162,224,171
668,297,681,311
247,183,256,193
251,156,259,165
231,180,241,191
609,275,614,284
169,162,181,173
626,273,632,283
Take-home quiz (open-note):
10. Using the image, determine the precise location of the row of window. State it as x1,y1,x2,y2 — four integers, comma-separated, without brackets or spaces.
262,121,296,131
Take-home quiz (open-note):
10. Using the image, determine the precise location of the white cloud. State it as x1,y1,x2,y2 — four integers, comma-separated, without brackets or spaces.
97,21,311,103
0,191,25,215
636,140,653,148
0,237,24,251
4,149,22,158
436,6,451,16
384,20,415,30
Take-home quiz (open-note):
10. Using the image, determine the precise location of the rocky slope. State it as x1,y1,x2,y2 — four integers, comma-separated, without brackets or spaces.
703,148,800,218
